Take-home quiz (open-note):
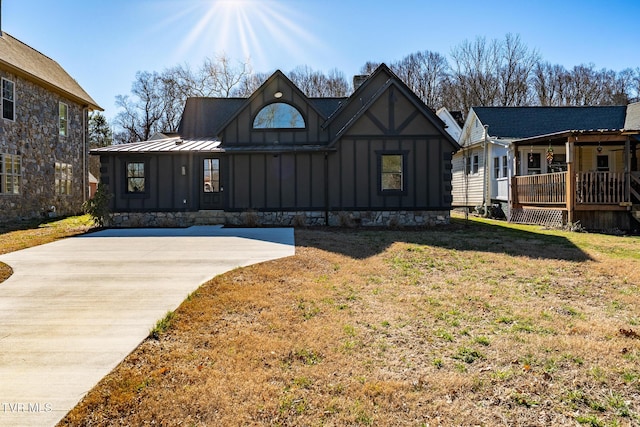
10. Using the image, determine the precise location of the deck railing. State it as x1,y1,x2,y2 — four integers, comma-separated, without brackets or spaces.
576,172,626,204
514,172,566,205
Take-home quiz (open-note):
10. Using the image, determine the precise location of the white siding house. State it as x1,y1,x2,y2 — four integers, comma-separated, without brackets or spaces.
450,108,511,211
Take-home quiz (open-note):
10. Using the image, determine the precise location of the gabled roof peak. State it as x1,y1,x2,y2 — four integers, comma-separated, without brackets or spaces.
0,31,101,110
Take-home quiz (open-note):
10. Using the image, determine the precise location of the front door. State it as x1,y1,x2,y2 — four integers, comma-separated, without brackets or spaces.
200,157,223,209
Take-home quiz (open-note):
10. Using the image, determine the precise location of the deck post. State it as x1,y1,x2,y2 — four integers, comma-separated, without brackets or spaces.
625,136,631,203
566,140,575,224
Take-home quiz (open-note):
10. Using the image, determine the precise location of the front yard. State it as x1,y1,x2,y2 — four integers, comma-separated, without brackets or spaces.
56,217,640,426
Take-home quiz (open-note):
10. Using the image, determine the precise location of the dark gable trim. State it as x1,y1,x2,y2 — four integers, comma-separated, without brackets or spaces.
323,63,460,151
214,70,330,136
328,78,459,149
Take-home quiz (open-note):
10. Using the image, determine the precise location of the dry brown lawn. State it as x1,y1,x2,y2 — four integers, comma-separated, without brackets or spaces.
53,217,640,426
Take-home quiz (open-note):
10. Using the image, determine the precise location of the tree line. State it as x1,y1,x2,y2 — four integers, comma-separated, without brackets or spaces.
95,33,640,145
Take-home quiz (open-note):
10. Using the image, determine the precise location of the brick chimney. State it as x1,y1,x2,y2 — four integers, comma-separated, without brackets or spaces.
353,75,368,91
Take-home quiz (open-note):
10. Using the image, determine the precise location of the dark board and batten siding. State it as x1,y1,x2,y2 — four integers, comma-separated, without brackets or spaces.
327,138,452,211
227,152,326,211
102,153,195,212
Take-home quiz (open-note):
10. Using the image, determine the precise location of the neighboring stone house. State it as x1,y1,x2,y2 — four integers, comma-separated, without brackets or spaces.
0,31,101,223
93,64,460,227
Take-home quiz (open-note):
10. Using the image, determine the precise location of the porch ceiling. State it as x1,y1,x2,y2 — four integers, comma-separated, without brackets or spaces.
513,129,631,146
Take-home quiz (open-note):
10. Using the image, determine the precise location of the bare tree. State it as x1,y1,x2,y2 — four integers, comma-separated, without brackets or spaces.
359,61,380,75
498,33,539,106
288,66,349,97
114,71,164,144
391,51,449,108
234,72,271,97
532,62,568,106
201,54,252,97
449,36,501,111
113,55,252,143
325,68,349,97
448,34,539,112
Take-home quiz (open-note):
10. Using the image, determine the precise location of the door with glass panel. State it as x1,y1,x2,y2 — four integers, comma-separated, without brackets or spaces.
201,157,223,209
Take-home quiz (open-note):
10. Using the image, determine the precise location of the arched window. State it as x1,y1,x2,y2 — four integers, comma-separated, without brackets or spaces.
253,103,305,129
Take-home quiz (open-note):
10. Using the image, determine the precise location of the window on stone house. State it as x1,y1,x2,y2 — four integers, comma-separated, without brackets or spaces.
59,102,68,137
0,154,21,194
55,162,73,195
2,78,15,121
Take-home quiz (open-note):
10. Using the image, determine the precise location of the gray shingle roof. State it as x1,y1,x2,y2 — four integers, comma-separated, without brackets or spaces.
178,98,246,138
309,98,345,118
474,106,627,139
624,102,640,131
0,32,101,110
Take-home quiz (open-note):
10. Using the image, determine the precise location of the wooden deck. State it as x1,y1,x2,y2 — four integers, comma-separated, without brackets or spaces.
513,172,566,205
513,172,630,207
576,172,626,204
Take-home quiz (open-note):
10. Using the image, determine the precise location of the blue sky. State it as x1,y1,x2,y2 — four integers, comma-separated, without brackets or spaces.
4,0,639,119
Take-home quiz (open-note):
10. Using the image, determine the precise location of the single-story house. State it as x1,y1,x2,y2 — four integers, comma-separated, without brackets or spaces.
93,64,460,227
451,105,640,230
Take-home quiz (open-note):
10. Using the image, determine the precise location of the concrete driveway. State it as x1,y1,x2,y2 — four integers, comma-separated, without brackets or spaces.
0,226,295,427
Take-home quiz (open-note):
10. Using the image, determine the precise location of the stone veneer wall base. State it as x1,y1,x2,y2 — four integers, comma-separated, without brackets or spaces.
109,210,450,228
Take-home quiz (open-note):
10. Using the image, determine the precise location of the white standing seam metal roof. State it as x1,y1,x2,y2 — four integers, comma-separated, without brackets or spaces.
91,137,223,153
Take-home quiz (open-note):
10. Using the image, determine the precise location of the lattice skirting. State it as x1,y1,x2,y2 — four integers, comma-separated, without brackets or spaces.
508,208,566,227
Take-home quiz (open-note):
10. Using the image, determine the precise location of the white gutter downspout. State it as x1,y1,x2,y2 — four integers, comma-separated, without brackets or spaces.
482,125,489,217
82,107,88,204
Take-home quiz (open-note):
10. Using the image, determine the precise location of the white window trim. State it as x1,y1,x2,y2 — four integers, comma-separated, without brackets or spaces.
2,78,15,122
1,153,22,195
55,161,73,195
471,154,479,175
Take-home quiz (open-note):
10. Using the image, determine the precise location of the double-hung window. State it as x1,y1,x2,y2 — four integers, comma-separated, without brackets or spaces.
495,156,509,178
0,154,21,194
59,102,68,137
55,162,73,195
472,154,479,174
378,152,406,193
2,78,15,121
126,161,146,193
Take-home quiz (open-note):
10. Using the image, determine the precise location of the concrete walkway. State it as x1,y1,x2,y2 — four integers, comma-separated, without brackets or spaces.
0,226,295,427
